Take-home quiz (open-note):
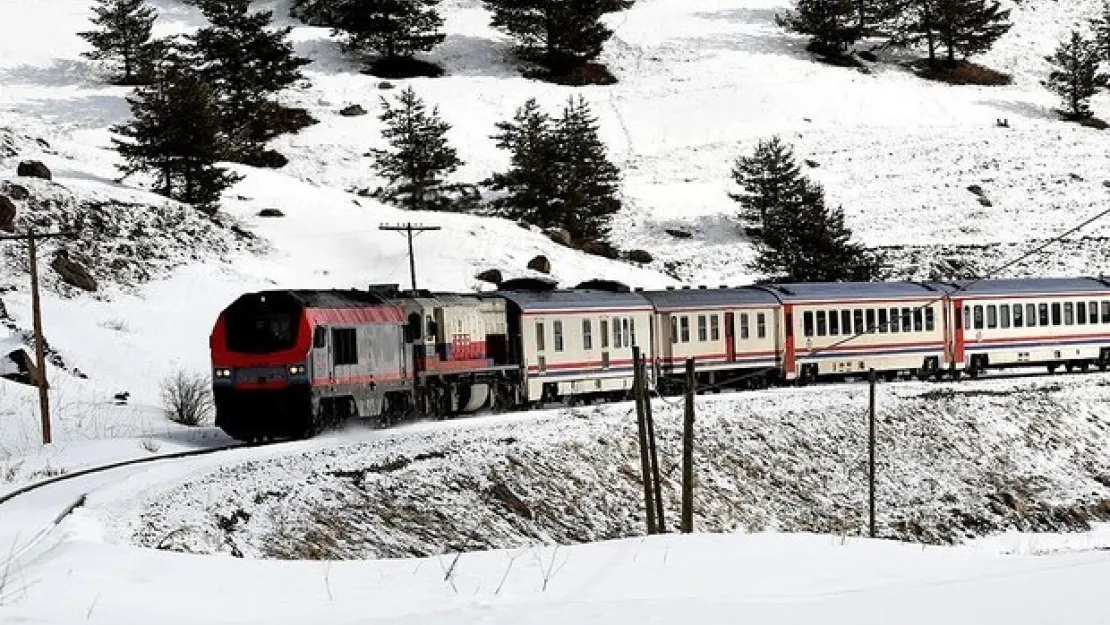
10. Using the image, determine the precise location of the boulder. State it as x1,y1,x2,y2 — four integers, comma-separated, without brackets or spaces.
51,250,98,292
527,255,551,274
475,268,503,285
579,240,619,259
378,81,395,90
257,208,285,217
0,195,15,232
977,196,993,207
967,184,985,197
339,104,367,117
665,228,692,239
804,159,821,168
2,183,28,201
544,227,572,247
17,160,51,181
626,249,654,264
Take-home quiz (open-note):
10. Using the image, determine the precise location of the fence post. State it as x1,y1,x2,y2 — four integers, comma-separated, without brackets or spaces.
869,368,877,538
681,358,695,533
632,346,656,534
643,353,665,532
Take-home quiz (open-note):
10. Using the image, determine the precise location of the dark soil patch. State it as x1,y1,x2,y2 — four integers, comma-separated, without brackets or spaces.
912,59,1012,86
526,62,617,86
364,57,445,79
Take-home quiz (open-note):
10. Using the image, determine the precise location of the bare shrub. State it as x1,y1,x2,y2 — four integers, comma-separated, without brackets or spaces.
99,318,129,332
140,438,161,453
161,371,213,426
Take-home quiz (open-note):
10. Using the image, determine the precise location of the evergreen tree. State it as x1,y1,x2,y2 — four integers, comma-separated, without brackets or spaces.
112,64,240,209
777,0,862,55
369,87,463,211
549,96,622,243
484,0,630,68
79,0,159,84
485,99,560,225
729,137,806,235
1043,31,1108,121
332,0,446,68
190,0,311,160
753,180,877,282
1091,1,1110,60
932,0,1011,64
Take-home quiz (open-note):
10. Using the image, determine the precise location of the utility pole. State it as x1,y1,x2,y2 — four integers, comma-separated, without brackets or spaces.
681,358,696,533
0,229,77,445
378,223,441,291
868,368,877,538
632,345,657,534
642,353,664,533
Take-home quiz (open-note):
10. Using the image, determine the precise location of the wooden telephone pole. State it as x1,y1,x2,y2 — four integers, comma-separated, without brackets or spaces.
378,223,441,291
0,229,76,445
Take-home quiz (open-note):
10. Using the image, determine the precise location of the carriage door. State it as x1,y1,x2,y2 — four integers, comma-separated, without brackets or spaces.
951,298,966,366
724,312,736,362
783,305,796,378
312,325,332,386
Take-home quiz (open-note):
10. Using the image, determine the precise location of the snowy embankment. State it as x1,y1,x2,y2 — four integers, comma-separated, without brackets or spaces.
86,373,1110,559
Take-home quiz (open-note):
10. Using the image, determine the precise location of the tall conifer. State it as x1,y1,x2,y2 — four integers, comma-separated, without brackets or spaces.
1044,31,1108,120
79,0,159,84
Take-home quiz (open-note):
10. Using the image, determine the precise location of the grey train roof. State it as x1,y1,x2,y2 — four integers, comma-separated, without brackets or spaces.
286,289,392,308
926,277,1110,296
755,281,949,302
496,289,651,312
638,287,779,310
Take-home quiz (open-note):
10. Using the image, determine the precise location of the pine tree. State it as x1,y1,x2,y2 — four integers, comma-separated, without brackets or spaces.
1044,31,1109,121
485,99,560,225
332,0,446,73
79,0,159,85
190,0,311,160
729,137,806,235
1091,1,1110,60
777,0,862,55
753,180,877,282
112,64,240,209
549,96,623,243
484,0,629,68
932,0,1011,64
369,87,463,211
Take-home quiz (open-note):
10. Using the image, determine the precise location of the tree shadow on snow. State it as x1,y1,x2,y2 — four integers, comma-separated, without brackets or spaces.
428,34,522,79
10,92,132,132
682,9,816,62
979,98,1060,123
0,59,104,90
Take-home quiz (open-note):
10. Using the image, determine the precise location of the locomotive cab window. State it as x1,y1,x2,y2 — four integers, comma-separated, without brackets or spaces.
332,328,357,366
313,326,327,348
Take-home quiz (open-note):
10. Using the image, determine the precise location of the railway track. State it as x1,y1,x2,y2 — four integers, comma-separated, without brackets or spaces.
0,442,252,574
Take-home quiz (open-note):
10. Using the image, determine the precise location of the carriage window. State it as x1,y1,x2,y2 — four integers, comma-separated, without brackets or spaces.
914,308,924,332
866,309,876,333
740,313,750,339
829,310,840,335
1092,301,1100,324
613,318,622,348
1039,303,1050,326
841,310,852,335
1051,303,1062,326
986,305,997,329
623,318,631,347
1027,304,1037,327
757,313,767,339
670,317,678,344
963,306,971,332
601,320,609,348
698,315,708,342
803,311,814,338
1064,302,1075,325
853,309,864,334
973,305,983,330
878,309,888,333
710,315,720,341
891,308,901,333
582,319,593,350
426,315,436,338
817,311,828,336
1013,303,1024,328
680,316,690,343
902,308,913,332
925,308,935,331
553,321,564,352
1103,301,1110,323
630,319,637,346
1078,302,1088,325
536,322,546,351
332,328,357,365
999,305,1010,329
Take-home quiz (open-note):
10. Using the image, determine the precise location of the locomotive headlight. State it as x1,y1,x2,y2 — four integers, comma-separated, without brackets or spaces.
288,364,306,376
214,368,231,379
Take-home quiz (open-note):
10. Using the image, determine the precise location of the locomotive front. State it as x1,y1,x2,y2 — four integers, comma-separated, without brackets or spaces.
210,291,314,440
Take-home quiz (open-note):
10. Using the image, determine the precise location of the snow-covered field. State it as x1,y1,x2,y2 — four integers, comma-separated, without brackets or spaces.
4,0,1110,621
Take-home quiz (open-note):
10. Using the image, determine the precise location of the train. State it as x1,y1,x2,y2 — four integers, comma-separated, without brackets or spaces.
209,277,1110,441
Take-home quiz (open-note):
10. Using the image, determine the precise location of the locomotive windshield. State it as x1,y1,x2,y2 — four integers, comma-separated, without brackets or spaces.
224,292,302,354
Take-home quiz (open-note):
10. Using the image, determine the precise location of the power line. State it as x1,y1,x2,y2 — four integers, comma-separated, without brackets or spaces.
378,223,440,291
